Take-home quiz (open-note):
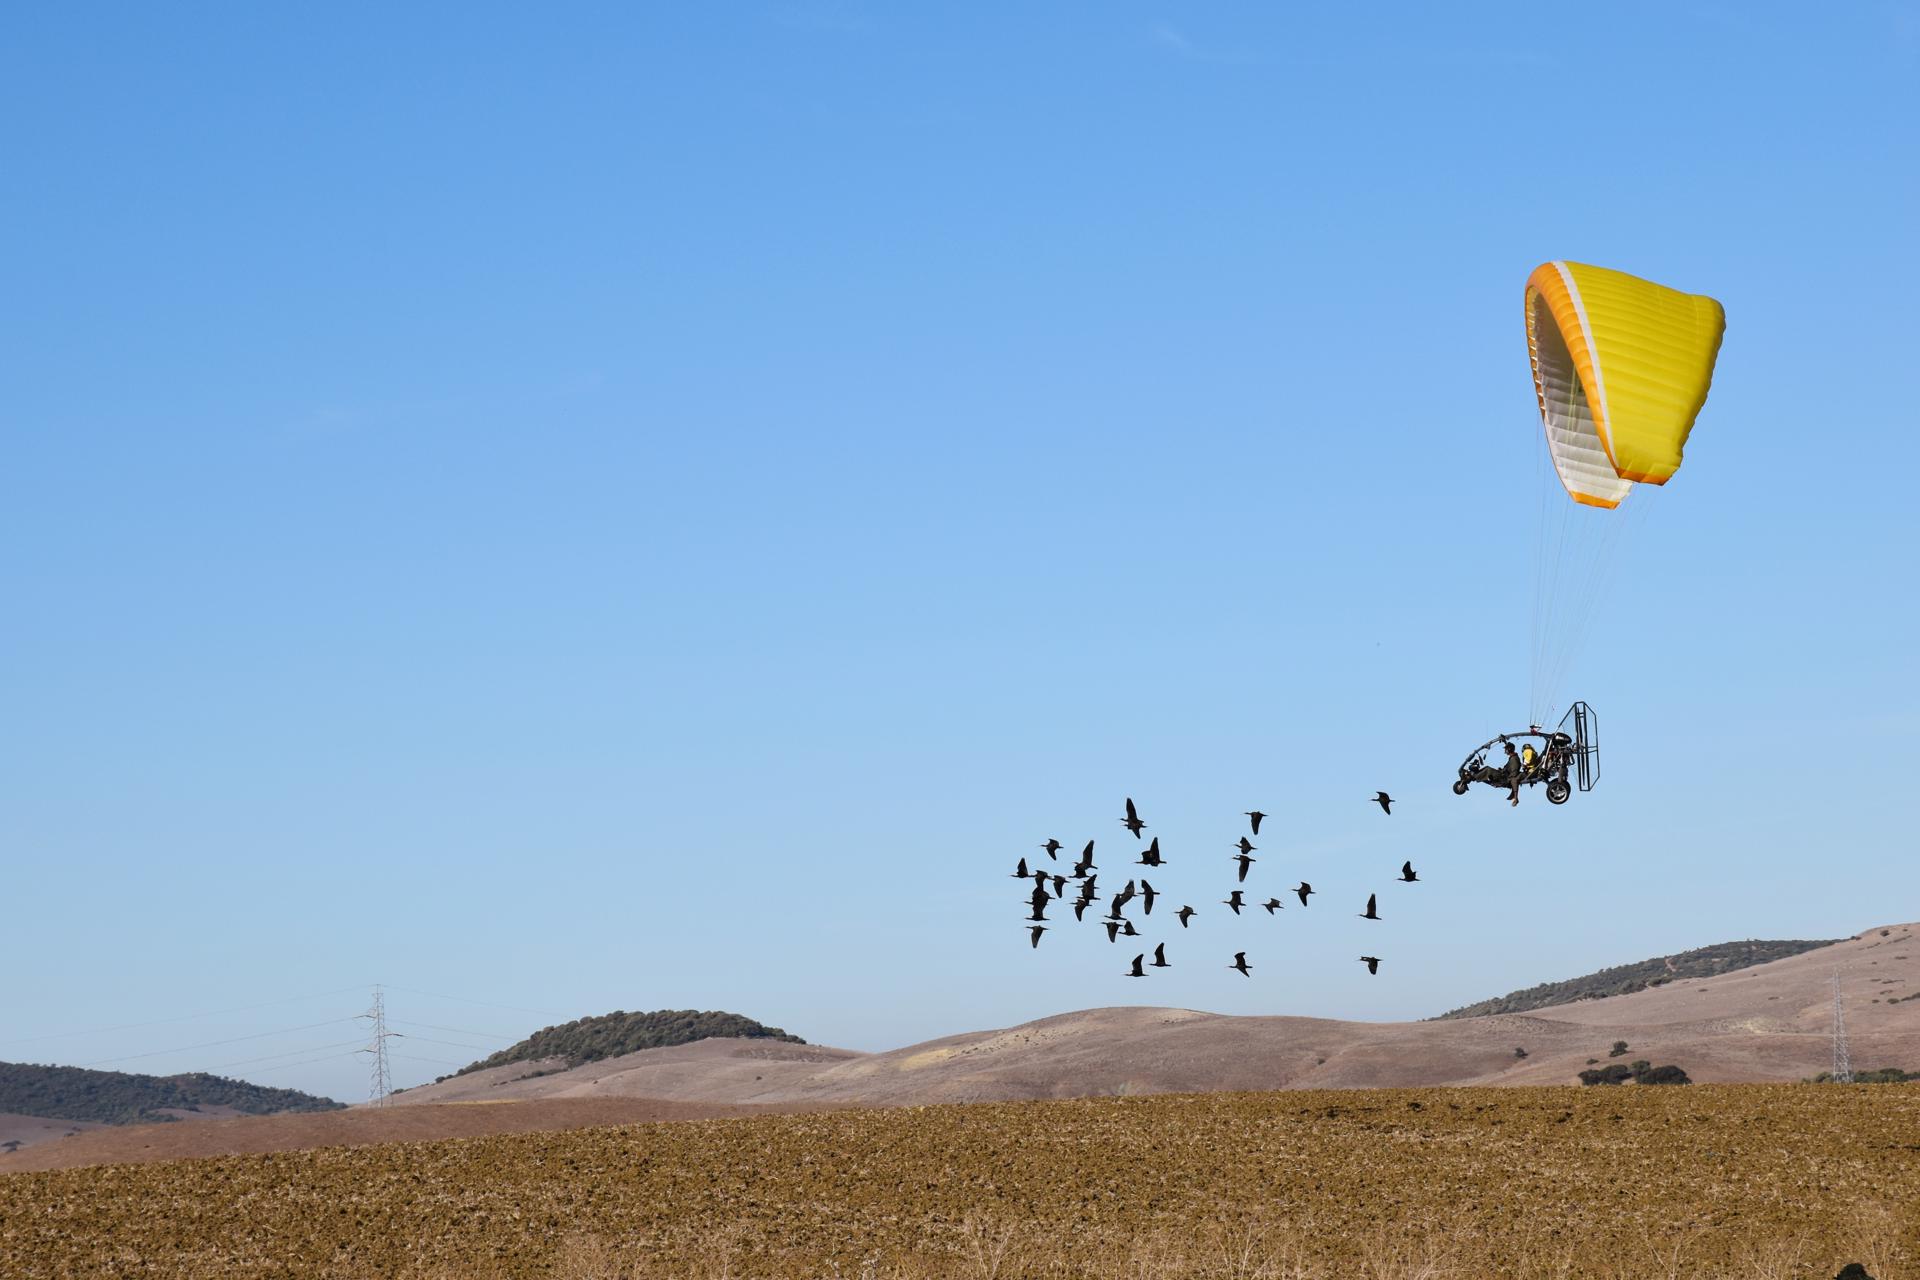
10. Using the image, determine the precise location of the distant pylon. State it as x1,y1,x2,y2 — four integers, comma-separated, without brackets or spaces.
358,985,398,1106
1831,970,1853,1084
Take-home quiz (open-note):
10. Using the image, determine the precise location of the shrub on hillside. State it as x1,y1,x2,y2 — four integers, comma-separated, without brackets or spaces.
455,1009,805,1076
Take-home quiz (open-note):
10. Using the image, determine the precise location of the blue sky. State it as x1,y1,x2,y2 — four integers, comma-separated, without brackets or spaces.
3,3,1916,1103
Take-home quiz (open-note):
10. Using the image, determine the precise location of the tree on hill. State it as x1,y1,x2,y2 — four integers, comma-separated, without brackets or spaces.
1577,1061,1691,1086
454,1009,804,1077
0,1063,344,1126
1434,938,1840,1020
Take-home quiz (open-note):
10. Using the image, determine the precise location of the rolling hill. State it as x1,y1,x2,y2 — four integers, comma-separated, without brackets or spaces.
1433,936,1841,1019
9,921,1916,1173
0,1062,343,1127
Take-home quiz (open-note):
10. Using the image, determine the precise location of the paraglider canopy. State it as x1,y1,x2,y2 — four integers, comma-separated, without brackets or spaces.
1525,261,1726,508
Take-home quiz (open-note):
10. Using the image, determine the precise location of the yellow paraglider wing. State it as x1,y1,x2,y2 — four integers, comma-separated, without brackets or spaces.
1526,261,1725,500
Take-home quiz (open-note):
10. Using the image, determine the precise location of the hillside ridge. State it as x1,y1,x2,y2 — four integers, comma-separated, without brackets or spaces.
453,1008,804,1077
0,1062,342,1127
1432,937,1842,1020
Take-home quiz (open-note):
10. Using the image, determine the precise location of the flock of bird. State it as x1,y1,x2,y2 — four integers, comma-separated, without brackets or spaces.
1013,793,1414,980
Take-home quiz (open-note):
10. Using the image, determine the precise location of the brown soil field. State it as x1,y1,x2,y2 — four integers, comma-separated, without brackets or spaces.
2,1084,1916,1279
0,1097,821,1175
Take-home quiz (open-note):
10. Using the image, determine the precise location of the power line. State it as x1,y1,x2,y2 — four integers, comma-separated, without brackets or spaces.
386,1019,516,1041
0,985,373,1050
390,1052,465,1068
78,1018,363,1068
381,984,568,1019
382,1032,494,1053
242,1050,370,1078
206,1038,371,1073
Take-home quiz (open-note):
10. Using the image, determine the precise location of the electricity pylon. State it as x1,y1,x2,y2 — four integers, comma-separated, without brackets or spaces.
359,985,398,1105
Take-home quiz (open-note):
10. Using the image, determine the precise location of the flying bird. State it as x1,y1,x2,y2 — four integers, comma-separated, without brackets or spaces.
1150,942,1170,969
1074,842,1096,877
1176,905,1196,928
1229,951,1252,977
1139,880,1158,915
1121,919,1139,937
1359,955,1381,975
1028,925,1047,948
1121,797,1146,839
1031,867,1050,894
1245,810,1266,835
1399,861,1419,883
1011,857,1030,879
1111,879,1137,913
1072,899,1089,922
1359,893,1380,921
1052,873,1068,897
1235,836,1256,855
1371,792,1393,815
1105,920,1122,943
1262,897,1283,915
1126,953,1147,978
1294,881,1314,907
1223,890,1246,915
1137,837,1163,867
1232,852,1256,883
1040,839,1062,861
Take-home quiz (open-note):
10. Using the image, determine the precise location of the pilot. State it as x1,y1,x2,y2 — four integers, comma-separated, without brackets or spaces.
1503,741,1523,807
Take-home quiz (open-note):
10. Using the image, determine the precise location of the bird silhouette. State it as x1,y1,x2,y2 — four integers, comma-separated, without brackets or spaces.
1031,867,1050,894
1121,797,1146,839
1176,905,1196,928
1151,942,1170,968
1111,879,1137,913
1026,902,1049,923
1294,881,1314,906
1136,837,1163,867
1371,792,1393,815
1078,873,1100,901
1072,899,1090,922
1235,836,1256,855
1105,920,1122,943
1028,925,1047,948
1359,955,1381,975
1126,953,1147,978
1359,893,1380,921
1040,839,1062,861
1262,897,1283,914
1052,873,1068,897
1074,842,1096,877
1029,883,1049,910
1229,951,1252,977
1399,861,1419,883
1122,919,1139,938
1223,889,1246,915
1011,857,1030,879
1245,810,1266,835
1140,880,1158,915
1232,852,1256,882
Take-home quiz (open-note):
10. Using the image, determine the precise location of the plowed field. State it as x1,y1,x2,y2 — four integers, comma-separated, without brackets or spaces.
2,1085,1915,1278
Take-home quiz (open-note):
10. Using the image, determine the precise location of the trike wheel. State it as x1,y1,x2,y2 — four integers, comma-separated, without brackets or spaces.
1452,779,1469,796
1546,779,1571,805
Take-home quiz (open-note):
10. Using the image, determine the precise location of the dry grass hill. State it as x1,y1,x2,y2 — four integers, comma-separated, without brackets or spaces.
5,920,1915,1175
392,920,1919,1108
